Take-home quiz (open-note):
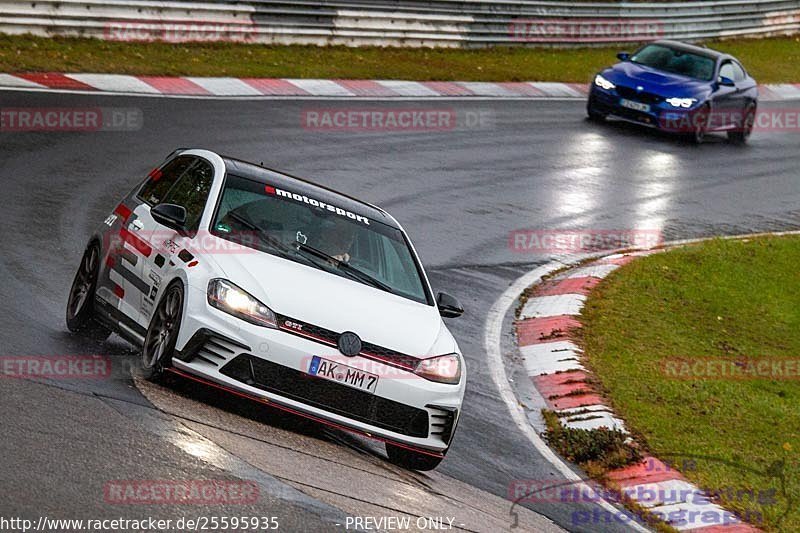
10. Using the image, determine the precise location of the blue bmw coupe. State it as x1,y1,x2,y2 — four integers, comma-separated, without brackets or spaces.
587,40,758,144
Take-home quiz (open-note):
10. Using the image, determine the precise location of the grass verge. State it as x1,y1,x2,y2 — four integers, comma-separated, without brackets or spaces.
580,236,800,532
1,34,799,82
541,411,677,532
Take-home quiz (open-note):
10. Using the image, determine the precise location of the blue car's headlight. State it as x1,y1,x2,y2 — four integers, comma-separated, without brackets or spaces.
594,74,616,91
665,97,698,109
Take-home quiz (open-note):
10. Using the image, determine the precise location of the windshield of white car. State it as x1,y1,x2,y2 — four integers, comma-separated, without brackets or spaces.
211,174,432,305
630,44,716,81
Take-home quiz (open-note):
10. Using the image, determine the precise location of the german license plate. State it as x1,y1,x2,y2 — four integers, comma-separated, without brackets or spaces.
620,98,650,112
308,356,378,393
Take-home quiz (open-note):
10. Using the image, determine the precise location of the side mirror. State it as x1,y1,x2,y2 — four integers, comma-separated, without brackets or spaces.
436,292,464,319
718,76,735,87
151,203,187,230
617,52,630,61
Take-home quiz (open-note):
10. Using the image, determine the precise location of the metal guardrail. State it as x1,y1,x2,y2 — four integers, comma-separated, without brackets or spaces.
0,0,798,47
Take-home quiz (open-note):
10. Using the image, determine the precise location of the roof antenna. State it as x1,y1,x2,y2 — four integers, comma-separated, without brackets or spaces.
260,161,265,167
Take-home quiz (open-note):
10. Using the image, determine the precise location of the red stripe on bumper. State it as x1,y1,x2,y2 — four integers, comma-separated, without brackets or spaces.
165,367,443,458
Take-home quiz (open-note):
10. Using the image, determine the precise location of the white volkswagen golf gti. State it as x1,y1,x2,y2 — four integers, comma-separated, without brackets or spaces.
66,149,465,470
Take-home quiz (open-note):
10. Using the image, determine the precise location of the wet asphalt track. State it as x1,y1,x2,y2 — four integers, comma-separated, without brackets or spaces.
1,90,799,532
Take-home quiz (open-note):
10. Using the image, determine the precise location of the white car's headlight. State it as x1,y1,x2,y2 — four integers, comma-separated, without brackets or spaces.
665,97,697,109
594,74,616,91
207,279,277,328
414,354,462,384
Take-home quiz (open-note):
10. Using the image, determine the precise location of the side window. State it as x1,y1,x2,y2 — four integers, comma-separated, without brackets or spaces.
719,62,736,81
138,156,193,205
162,159,214,230
732,62,746,82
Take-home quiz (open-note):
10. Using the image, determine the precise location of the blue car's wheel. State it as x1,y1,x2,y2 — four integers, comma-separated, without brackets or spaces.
690,104,711,144
728,104,756,145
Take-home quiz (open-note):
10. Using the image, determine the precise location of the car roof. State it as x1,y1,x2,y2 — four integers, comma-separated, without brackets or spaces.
220,156,399,229
651,40,730,61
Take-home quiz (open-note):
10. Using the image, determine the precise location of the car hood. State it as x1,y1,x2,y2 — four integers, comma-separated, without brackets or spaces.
604,61,711,98
208,246,447,357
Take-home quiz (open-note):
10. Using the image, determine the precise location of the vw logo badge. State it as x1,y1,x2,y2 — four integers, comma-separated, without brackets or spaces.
338,331,362,357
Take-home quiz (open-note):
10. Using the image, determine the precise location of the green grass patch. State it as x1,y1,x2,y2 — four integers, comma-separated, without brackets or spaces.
1,34,799,82
543,410,642,472
580,236,800,532
542,412,677,531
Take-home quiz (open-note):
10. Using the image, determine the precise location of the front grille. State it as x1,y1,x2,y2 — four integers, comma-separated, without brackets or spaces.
616,85,662,105
611,106,657,125
275,313,419,370
220,354,430,438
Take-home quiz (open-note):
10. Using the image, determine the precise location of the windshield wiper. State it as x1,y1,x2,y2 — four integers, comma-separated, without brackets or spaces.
294,242,395,294
225,212,295,258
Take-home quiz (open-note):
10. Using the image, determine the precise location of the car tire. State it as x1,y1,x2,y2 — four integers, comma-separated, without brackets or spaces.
690,104,710,144
66,243,111,340
139,281,184,381
385,443,444,471
728,104,756,145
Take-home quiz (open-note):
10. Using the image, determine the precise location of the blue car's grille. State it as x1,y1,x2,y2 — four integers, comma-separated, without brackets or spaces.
616,85,662,105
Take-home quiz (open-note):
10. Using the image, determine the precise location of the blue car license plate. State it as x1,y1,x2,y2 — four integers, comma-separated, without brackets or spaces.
620,98,650,112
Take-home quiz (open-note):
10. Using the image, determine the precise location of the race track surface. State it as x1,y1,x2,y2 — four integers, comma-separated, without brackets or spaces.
1,91,798,532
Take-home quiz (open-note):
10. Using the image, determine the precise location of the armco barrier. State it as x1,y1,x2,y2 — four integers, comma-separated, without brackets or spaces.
0,0,798,47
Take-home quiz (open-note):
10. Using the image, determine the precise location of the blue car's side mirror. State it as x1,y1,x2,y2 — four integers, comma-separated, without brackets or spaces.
718,76,735,87
617,52,630,61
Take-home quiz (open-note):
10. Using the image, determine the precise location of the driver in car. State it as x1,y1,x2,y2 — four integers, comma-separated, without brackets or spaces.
315,218,356,264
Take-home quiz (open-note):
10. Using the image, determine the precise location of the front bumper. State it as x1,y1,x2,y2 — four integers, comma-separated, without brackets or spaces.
588,86,701,132
173,286,464,455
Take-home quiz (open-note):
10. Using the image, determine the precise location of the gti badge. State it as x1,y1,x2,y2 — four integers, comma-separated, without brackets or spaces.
338,331,362,357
